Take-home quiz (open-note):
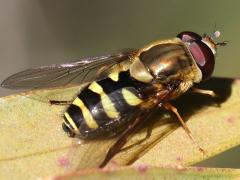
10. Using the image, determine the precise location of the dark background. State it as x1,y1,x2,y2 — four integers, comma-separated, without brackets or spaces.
0,0,239,168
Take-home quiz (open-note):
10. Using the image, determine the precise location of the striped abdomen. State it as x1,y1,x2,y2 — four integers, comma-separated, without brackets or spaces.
63,71,151,139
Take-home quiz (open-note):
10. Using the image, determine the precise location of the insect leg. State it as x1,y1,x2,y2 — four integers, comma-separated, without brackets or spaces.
191,87,217,97
163,102,206,154
49,100,72,105
121,120,154,152
99,110,152,168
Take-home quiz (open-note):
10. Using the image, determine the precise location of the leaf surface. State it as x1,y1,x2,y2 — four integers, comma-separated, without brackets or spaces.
48,166,240,180
0,78,239,179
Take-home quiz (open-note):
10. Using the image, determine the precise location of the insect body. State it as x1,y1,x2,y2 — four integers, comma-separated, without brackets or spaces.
1,31,226,167
63,32,221,139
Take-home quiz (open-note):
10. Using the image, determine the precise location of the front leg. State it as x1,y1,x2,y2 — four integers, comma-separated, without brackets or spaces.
99,110,153,168
191,87,217,97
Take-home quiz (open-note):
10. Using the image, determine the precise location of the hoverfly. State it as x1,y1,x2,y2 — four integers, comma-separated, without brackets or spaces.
1,31,226,168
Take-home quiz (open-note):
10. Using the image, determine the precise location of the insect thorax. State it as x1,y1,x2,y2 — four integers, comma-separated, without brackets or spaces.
130,38,202,98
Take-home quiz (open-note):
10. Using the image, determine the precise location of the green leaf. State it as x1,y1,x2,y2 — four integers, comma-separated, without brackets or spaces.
47,166,240,180
134,78,240,167
0,78,239,179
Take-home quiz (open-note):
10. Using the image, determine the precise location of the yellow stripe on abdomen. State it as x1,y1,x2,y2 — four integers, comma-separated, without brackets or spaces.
72,98,98,129
108,72,119,82
122,88,142,106
64,112,79,132
101,94,119,118
88,81,119,119
88,81,103,94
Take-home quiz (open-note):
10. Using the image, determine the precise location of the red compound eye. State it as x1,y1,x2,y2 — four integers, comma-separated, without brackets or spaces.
189,41,215,80
177,31,215,80
177,31,202,42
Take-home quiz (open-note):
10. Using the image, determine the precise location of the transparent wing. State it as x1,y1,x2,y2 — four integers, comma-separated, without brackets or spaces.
1,49,137,89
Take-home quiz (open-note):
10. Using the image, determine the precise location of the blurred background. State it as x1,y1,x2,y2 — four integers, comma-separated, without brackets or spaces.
0,0,239,168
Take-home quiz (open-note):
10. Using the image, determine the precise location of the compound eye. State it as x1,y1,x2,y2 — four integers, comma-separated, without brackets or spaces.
189,41,215,80
177,31,202,42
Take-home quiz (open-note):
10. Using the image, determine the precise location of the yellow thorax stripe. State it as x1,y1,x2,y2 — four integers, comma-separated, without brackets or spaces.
122,88,142,106
88,82,119,119
73,98,98,129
